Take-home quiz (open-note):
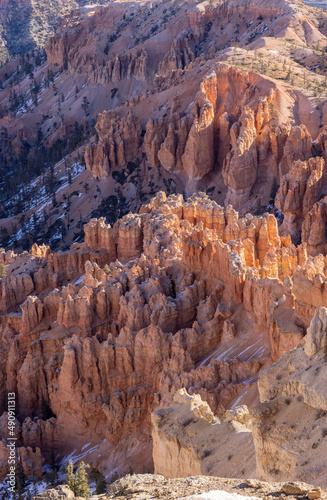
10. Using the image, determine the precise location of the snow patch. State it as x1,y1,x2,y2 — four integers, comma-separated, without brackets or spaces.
74,274,85,285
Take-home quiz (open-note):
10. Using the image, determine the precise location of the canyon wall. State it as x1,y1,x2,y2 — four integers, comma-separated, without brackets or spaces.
1,191,327,479
151,308,327,487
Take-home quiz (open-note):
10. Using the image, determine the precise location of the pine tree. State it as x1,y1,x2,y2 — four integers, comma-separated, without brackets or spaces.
25,491,33,500
75,462,91,498
110,471,119,484
32,480,38,497
50,449,59,471
66,460,75,494
81,97,90,117
96,473,107,494
89,467,107,494
16,459,28,499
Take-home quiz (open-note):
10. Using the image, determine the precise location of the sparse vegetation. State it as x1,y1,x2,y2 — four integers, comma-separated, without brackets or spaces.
66,460,91,498
89,467,107,494
201,449,213,459
0,263,7,278
103,264,111,275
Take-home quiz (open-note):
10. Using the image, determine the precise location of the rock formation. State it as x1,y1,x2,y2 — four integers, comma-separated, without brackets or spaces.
301,197,327,256
85,112,142,179
152,388,256,479
2,191,325,483
276,157,326,241
32,477,325,500
2,0,327,490
223,107,258,209
151,307,327,488
252,307,327,485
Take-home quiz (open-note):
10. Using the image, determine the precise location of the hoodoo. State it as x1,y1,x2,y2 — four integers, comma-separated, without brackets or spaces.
0,0,327,497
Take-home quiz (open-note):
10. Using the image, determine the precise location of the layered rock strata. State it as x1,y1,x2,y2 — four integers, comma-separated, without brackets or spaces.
1,192,327,480
251,307,327,486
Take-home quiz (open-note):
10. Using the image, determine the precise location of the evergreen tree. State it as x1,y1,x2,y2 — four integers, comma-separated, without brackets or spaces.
110,471,119,484
95,473,107,494
50,448,59,472
75,462,91,498
44,448,59,486
1,487,10,499
16,459,28,499
89,467,107,494
66,460,75,494
81,97,90,117
32,480,38,497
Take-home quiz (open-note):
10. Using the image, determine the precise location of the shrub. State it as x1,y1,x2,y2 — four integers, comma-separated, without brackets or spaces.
103,264,111,275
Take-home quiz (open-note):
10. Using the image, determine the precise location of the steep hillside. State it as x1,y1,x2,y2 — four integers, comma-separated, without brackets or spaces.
0,0,111,65
1,0,327,252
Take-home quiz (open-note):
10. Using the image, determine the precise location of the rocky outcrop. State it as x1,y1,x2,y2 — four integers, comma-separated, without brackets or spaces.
151,308,327,488
45,12,83,67
304,307,327,357
84,217,116,256
143,101,214,183
0,249,19,264
152,388,256,479
279,125,313,176
33,485,74,499
276,157,326,240
32,476,325,500
157,114,194,174
31,243,51,259
223,108,314,212
301,197,327,256
21,296,43,335
0,443,44,480
252,307,327,485
57,286,94,330
84,213,144,260
0,273,35,314
85,112,142,179
2,191,327,482
223,107,258,209
158,35,195,76
2,0,327,489
90,49,148,84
